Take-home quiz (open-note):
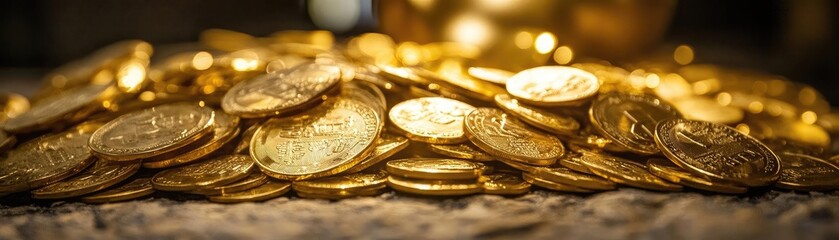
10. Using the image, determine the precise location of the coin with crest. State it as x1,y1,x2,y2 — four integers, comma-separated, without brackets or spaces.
464,108,564,166
389,97,475,144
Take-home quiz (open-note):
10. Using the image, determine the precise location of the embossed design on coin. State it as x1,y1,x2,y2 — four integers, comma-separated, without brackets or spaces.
389,97,475,144
464,108,564,166
506,66,599,106
580,152,682,191
189,172,269,196
81,177,154,204
222,63,341,117
647,158,747,194
293,170,388,193
33,160,141,199
590,92,681,154
386,158,483,180
4,84,111,133
494,94,580,136
143,111,241,168
152,155,254,191
90,103,215,161
774,152,839,191
654,118,780,187
482,173,530,195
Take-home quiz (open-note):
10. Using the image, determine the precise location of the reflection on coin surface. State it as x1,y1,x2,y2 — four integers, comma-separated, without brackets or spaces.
579,153,682,191
522,172,594,193
386,158,483,180
389,97,475,144
506,66,599,106
429,143,494,161
81,177,154,204
590,92,681,154
647,158,747,194
481,173,530,195
293,170,388,193
671,97,743,125
208,181,291,203
530,166,615,190
345,134,409,174
468,67,513,85
189,172,269,196
387,176,481,196
4,84,111,133
143,111,240,168
655,118,780,187
152,155,254,191
464,108,564,166
774,152,839,191
32,160,140,199
494,94,580,136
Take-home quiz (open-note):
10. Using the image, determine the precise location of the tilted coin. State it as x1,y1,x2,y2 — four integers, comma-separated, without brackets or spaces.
411,67,506,102
295,187,385,200
774,152,839,191
654,118,781,187
142,111,241,168
481,173,530,195
152,155,254,191
0,131,16,154
4,83,113,133
234,120,262,154
589,92,681,154
389,97,475,144
292,170,388,193
0,124,99,193
530,166,615,190
464,108,564,166
387,176,482,196
345,134,409,174
386,158,483,180
521,172,594,193
222,63,342,118
494,94,580,136
646,158,747,194
670,96,743,125
32,160,141,199
250,95,380,180
208,181,291,203
428,143,494,161
579,153,682,191
189,172,269,196
468,67,513,85
90,102,216,161
81,177,155,204
506,66,599,106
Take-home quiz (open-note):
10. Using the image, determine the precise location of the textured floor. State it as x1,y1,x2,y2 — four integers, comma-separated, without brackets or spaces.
1,189,838,240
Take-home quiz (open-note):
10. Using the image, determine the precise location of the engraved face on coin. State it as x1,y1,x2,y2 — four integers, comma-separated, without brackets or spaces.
494,94,580,136
386,158,483,180
4,84,111,133
222,63,341,118
389,97,475,144
654,118,781,187
90,103,215,161
152,155,254,191
506,66,599,106
774,152,839,191
32,160,141,199
590,92,681,155
464,108,564,166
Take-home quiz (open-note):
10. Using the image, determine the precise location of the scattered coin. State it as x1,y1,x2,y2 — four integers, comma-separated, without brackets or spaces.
4,84,113,133
152,155,254,191
208,181,291,203
387,175,482,196
578,153,682,191
646,158,748,194
494,94,580,137
386,158,483,180
773,152,839,191
530,166,615,190
481,173,531,195
522,172,594,193
188,172,269,196
292,170,388,195
142,111,240,168
464,108,564,166
589,92,681,154
389,97,475,144
467,67,513,85
32,160,141,199
506,66,599,106
428,143,494,161
345,134,409,174
81,177,155,204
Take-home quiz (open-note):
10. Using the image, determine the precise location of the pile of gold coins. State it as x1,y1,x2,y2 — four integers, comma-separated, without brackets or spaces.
1,29,838,204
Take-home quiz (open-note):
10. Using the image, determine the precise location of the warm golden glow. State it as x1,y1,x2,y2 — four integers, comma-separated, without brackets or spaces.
117,61,147,93
448,14,494,47
735,123,750,135
552,46,574,65
139,91,156,101
231,58,259,71
396,41,423,66
799,87,817,105
747,101,764,114
514,31,533,49
534,32,556,54
192,51,214,70
674,44,694,65
716,92,732,106
644,73,661,89
802,111,818,125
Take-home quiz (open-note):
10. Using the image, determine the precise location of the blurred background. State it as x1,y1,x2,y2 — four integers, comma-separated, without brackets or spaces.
0,0,837,104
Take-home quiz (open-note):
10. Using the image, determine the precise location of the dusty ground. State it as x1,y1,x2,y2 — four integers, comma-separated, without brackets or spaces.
1,189,838,240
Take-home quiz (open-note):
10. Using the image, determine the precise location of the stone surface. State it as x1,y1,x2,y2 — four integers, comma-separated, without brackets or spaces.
1,189,838,239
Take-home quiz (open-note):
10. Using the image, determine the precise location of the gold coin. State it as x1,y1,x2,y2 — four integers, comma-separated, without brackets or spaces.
558,156,594,174
32,160,141,199
646,158,747,194
0,124,99,193
467,67,513,85
90,102,216,161
221,63,342,118
344,134,409,174
774,152,839,191
579,153,683,191
208,181,291,203
386,158,483,180
376,64,431,86
494,94,580,136
670,96,743,125
387,176,482,196
428,143,494,161
522,172,594,193
530,166,615,190
142,111,241,168
388,97,475,144
411,67,506,102
251,95,380,180
295,187,385,200
464,108,564,166
81,177,155,204
234,120,263,154
745,115,830,148
292,170,388,193
481,173,530,195
4,84,113,133
589,92,681,155
506,66,599,106
151,155,254,191
188,172,269,196
655,118,781,187
0,131,16,154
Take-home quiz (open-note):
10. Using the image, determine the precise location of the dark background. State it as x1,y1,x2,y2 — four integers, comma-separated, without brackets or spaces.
1,0,837,104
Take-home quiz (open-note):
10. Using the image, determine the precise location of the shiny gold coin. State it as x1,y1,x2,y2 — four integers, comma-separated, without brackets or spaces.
530,166,616,190
81,177,154,204
90,102,215,161
589,92,681,155
292,170,388,193
467,67,513,85
0,131,15,154
387,176,482,196
142,111,240,168
745,116,831,148
411,67,506,102
579,153,682,191
4,84,113,133
0,124,99,193
481,173,530,195
464,108,564,166
188,172,269,196
151,155,254,191
655,118,781,187
428,143,494,162
671,96,743,125
32,160,141,199
295,187,385,200
234,120,262,154
521,172,594,193
558,156,594,174
208,181,291,203
222,63,342,118
386,158,483,180
506,66,599,106
388,97,475,144
646,158,747,194
344,134,409,174
494,94,580,136
251,95,380,180
774,152,839,191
